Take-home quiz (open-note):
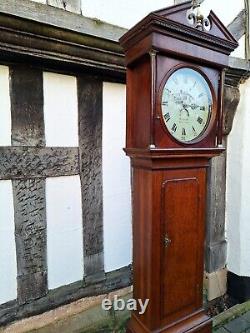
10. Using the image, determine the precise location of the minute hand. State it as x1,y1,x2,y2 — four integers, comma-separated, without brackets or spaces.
181,104,190,116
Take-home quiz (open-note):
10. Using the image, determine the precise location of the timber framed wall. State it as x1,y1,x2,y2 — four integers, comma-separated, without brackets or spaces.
0,1,132,325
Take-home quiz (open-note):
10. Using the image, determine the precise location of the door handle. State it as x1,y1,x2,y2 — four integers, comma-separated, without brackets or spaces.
164,234,172,248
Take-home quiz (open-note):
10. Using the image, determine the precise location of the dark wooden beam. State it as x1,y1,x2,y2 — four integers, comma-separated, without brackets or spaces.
226,57,250,86
13,178,47,304
227,9,247,42
78,76,104,280
9,66,48,304
0,147,79,179
205,85,240,273
0,0,126,42
0,265,132,326
0,0,125,79
10,65,45,146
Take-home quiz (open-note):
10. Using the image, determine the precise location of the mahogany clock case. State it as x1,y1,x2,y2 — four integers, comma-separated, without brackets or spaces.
120,2,238,333
126,160,212,333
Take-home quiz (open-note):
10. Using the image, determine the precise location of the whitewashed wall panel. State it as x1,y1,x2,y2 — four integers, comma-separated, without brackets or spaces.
82,0,174,29
202,0,244,26
0,181,17,304
227,79,250,276
43,72,78,147
0,66,11,146
103,82,132,272
46,176,83,289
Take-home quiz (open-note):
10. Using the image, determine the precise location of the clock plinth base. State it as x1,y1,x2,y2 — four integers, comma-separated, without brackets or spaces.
126,311,212,333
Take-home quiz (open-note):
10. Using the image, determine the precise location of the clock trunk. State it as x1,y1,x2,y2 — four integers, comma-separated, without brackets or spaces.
128,158,211,332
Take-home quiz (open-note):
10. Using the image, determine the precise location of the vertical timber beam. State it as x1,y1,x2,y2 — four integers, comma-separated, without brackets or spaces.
77,76,104,281
205,84,241,301
206,145,227,273
205,84,240,297
10,65,47,304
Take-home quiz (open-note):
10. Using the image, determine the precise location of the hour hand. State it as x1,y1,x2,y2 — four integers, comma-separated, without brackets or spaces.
181,104,190,116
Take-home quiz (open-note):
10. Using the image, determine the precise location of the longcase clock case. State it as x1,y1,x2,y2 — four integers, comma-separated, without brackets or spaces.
120,2,238,333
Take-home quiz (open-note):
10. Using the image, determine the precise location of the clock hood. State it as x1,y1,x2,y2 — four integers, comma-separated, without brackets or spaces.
120,1,238,67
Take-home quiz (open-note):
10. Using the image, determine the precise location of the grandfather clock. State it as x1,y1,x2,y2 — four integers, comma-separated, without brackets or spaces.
120,1,237,333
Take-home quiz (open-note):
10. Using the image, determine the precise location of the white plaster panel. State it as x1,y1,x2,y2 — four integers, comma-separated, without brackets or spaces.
0,66,11,146
239,79,250,276
226,79,250,276
231,36,246,59
43,72,78,147
202,0,244,26
82,0,244,32
103,82,132,272
0,181,17,304
82,0,174,29
46,176,83,289
201,1,245,58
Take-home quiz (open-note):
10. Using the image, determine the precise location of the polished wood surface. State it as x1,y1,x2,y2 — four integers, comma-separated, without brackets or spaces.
128,159,211,332
120,1,237,332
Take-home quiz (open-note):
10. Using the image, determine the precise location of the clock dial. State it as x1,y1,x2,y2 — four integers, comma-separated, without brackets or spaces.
161,68,213,143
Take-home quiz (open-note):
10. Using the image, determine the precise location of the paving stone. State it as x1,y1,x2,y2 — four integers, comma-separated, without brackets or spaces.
213,327,229,333
242,311,250,323
224,317,250,333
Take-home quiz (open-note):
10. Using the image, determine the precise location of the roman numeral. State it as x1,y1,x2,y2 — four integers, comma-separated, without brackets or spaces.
164,113,170,122
162,101,169,106
198,93,204,99
182,128,186,136
172,123,177,132
197,117,203,124
200,106,205,111
192,126,197,134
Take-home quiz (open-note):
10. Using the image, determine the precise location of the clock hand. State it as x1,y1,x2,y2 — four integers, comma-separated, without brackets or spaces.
181,103,190,116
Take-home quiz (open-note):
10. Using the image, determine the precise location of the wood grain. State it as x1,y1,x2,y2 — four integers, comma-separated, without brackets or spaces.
13,179,47,303
0,147,79,179
9,65,45,147
10,65,48,304
227,9,247,41
78,76,104,278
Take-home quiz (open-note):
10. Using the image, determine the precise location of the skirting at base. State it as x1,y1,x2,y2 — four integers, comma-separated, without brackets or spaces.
126,311,212,333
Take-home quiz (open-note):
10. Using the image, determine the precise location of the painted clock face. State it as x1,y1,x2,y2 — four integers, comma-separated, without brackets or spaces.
161,68,213,143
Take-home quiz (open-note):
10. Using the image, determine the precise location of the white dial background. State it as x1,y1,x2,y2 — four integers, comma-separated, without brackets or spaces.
161,68,213,143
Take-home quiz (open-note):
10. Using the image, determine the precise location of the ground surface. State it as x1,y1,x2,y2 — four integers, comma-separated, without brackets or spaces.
214,310,250,333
